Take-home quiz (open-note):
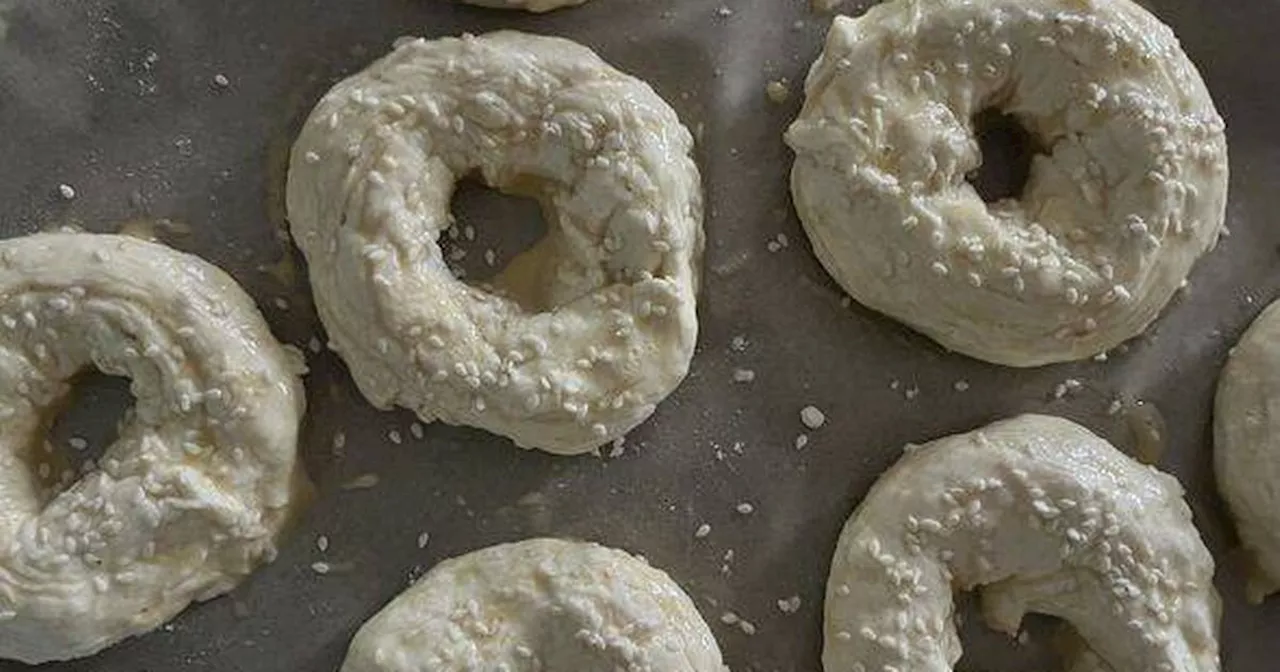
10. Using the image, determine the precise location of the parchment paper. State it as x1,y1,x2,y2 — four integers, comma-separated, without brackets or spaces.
0,0,1277,670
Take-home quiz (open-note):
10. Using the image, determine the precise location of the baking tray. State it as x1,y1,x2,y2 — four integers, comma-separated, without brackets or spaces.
1,0,1278,669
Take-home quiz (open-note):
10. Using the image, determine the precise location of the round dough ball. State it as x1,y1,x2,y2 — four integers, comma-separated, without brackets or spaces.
786,0,1228,366
461,0,590,12
1216,299,1280,602
341,538,726,671
825,414,1219,672
0,233,308,663
287,32,703,454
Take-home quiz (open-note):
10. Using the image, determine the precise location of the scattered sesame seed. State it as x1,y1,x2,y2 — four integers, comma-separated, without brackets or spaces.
387,429,402,444
274,297,290,310
212,73,230,88
316,535,329,552
716,5,733,17
68,437,88,451
58,184,76,200
800,405,826,429
794,433,809,449
765,79,790,103
410,422,424,440
735,502,755,515
953,380,970,392
777,595,802,613
310,561,331,575
308,337,322,354
733,368,756,383
1053,378,1084,400
695,523,712,538
720,611,740,625
342,473,379,490
417,532,430,549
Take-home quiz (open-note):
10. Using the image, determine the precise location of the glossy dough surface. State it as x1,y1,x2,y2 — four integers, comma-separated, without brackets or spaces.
825,414,1219,672
786,0,1228,366
1215,299,1280,602
340,538,726,671
287,31,703,455
0,233,308,663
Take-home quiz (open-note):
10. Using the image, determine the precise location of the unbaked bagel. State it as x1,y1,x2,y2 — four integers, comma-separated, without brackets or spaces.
786,0,1228,366
340,538,726,671
0,233,308,663
825,414,1219,672
1215,298,1280,603
287,31,703,455
461,0,589,12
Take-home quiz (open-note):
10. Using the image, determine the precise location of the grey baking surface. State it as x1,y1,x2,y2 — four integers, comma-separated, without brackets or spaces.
0,0,1277,669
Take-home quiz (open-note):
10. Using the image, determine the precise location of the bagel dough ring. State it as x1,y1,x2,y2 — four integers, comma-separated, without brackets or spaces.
340,538,727,671
786,0,1228,366
825,414,1220,672
461,0,589,13
0,233,308,663
1214,299,1280,602
287,31,703,455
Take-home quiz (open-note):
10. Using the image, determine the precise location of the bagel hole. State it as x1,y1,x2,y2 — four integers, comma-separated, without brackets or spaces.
969,109,1039,204
953,592,1061,671
443,179,551,310
40,371,131,493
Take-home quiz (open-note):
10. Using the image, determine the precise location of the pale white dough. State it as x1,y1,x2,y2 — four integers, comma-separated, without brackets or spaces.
462,0,589,12
786,0,1228,366
0,233,308,663
825,414,1220,672
340,538,727,671
287,31,703,455
1215,299,1280,602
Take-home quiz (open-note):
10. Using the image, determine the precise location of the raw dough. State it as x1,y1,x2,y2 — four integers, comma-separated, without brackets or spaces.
462,0,589,13
786,0,1228,366
825,414,1219,672
340,538,726,671
287,31,703,455
0,233,308,663
1215,298,1280,602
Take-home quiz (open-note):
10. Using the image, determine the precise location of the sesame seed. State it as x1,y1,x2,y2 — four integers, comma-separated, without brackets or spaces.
735,502,755,515
417,532,430,549
800,405,826,429
387,429,402,444
342,473,379,490
316,535,329,552
695,523,712,538
58,184,77,200
733,368,756,383
795,433,809,449
310,561,331,575
777,595,802,613
765,80,790,103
